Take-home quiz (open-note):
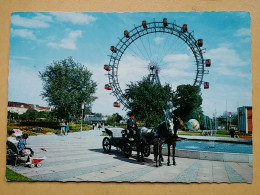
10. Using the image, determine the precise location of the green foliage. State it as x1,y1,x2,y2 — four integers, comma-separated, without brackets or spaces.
22,130,37,136
216,130,230,135
113,113,123,123
7,111,19,120
105,113,124,126
39,57,97,121
6,167,35,181
172,84,203,122
20,108,39,120
105,115,116,126
127,78,172,127
19,121,60,129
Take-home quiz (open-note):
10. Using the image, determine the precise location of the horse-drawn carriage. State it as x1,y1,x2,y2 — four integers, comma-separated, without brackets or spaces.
102,116,185,167
102,128,150,158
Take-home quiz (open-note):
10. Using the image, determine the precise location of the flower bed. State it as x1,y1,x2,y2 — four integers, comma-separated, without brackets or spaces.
237,135,252,139
39,130,52,134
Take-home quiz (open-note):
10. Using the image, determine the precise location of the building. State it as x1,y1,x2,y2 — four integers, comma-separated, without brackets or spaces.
8,101,51,115
237,106,252,134
85,115,106,124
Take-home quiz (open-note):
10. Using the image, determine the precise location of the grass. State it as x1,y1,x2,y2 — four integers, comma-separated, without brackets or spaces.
178,130,231,137
178,132,202,136
5,167,35,181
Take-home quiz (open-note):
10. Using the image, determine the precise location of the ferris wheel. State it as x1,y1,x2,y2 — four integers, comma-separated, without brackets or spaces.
104,18,211,110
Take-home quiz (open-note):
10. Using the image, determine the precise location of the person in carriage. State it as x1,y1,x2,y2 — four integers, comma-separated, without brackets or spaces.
126,112,138,140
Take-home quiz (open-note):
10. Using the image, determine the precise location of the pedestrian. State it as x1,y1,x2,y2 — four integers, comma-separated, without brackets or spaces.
61,121,66,135
98,122,101,130
92,123,95,130
17,133,34,164
65,122,69,135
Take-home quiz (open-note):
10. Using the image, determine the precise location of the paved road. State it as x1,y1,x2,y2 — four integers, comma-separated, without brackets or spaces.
7,129,253,183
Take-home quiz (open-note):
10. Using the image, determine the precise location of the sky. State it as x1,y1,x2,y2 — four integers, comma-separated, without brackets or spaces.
8,12,252,118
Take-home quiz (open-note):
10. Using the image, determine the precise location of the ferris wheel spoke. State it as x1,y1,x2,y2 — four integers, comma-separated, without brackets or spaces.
146,33,153,60
131,40,150,61
156,32,172,65
138,34,152,60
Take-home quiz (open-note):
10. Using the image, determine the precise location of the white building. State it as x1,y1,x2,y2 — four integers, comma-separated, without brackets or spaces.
8,101,51,115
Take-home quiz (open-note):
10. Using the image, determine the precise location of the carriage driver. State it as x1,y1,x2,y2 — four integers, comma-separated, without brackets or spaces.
127,113,138,138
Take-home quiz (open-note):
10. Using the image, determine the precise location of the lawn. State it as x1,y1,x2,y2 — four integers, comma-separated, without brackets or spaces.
5,167,35,181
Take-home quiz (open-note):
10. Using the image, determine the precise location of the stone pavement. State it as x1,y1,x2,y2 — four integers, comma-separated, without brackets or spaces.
6,129,253,183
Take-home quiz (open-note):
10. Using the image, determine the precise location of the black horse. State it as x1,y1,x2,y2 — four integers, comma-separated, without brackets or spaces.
137,118,174,167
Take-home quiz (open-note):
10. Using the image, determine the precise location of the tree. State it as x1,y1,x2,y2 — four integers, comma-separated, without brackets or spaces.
217,111,238,130
172,84,203,122
39,57,97,121
38,111,51,119
127,77,172,127
20,108,38,120
114,113,123,123
8,111,19,120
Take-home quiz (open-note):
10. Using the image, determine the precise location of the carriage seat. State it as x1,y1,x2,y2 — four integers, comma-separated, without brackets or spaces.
105,128,125,138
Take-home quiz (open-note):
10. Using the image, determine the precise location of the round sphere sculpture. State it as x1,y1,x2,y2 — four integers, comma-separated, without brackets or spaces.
187,119,200,131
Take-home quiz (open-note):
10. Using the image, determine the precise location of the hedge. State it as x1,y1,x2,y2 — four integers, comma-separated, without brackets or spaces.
19,121,60,129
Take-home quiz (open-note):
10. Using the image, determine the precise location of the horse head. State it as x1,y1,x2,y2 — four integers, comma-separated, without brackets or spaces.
165,118,174,136
172,115,186,131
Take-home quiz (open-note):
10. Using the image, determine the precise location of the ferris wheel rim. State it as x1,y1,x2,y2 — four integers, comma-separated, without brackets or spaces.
106,19,208,110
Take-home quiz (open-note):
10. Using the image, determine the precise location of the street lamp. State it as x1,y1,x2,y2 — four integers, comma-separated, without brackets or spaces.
80,102,85,138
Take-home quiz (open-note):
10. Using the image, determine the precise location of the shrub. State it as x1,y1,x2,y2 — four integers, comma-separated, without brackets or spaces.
216,130,230,135
69,124,92,131
19,121,60,129
22,130,36,136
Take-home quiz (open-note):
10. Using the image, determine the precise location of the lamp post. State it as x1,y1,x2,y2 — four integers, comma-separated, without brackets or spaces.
80,102,85,138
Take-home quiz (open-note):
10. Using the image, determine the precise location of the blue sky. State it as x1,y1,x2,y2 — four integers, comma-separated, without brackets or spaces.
8,12,252,118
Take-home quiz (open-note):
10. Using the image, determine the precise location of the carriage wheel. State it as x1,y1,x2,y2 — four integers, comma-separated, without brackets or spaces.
123,143,132,158
29,163,35,168
103,137,111,153
143,144,151,157
36,163,42,168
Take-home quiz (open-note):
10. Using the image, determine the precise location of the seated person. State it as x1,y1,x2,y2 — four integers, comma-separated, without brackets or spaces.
17,133,34,164
127,113,138,139
7,130,18,145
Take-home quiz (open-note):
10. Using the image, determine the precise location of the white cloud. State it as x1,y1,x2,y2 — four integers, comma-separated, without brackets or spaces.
118,55,149,90
47,30,82,50
11,13,52,28
163,53,193,70
164,54,190,62
50,12,97,24
11,28,36,40
206,47,249,67
154,37,164,45
235,28,251,37
214,66,250,78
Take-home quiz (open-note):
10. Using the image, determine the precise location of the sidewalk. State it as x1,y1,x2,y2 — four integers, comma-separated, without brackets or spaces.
6,128,253,183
